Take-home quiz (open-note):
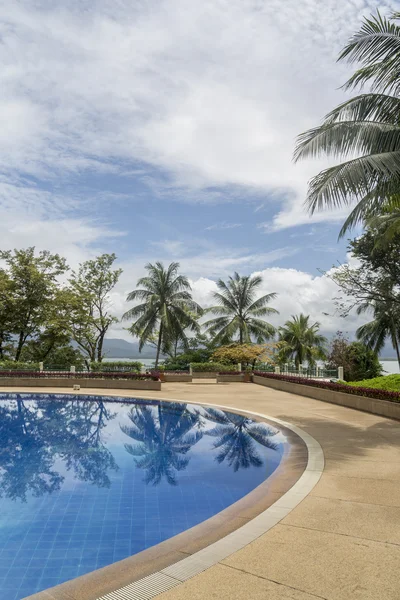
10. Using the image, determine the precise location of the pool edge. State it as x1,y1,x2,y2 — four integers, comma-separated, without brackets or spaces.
21,395,323,600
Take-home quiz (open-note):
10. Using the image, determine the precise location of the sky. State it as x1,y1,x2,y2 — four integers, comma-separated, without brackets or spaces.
0,0,393,342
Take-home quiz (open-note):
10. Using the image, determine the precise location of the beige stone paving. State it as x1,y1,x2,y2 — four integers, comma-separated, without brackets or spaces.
8,383,400,600
310,473,400,507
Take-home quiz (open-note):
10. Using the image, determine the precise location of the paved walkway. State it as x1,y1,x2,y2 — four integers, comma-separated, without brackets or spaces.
8,383,400,600
134,382,400,600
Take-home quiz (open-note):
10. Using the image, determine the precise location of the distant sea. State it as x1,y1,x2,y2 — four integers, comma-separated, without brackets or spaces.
105,357,399,374
380,360,399,374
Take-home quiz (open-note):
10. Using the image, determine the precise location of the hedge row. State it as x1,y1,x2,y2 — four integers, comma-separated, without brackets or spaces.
190,362,238,372
218,371,242,375
0,371,159,381
90,361,142,372
253,372,400,404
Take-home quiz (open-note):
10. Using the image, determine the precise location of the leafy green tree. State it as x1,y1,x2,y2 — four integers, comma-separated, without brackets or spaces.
329,226,400,317
123,262,202,368
0,270,16,359
121,402,203,486
278,314,327,368
0,248,68,361
69,254,122,362
204,408,278,472
326,332,382,381
356,300,400,368
20,342,85,369
294,11,400,236
204,273,278,345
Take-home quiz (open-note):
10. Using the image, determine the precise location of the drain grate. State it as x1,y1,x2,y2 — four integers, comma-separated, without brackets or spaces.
96,572,180,600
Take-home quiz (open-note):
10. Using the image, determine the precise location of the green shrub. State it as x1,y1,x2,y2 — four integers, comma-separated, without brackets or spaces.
346,374,400,391
0,360,40,371
326,334,382,381
90,361,142,372
191,362,237,372
163,349,212,371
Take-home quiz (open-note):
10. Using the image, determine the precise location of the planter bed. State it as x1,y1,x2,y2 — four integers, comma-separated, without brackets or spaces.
0,371,161,391
164,373,193,382
217,374,245,383
253,374,400,420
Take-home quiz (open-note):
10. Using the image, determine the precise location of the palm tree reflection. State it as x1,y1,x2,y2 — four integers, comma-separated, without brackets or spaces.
204,408,278,472
121,402,203,485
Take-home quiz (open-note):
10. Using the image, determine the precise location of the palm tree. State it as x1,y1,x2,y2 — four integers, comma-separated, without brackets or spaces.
204,273,278,345
121,402,203,486
123,262,202,367
203,408,278,472
356,300,400,368
294,11,400,237
278,314,327,368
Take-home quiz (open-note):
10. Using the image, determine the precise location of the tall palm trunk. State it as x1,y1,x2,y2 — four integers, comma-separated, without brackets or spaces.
155,323,163,368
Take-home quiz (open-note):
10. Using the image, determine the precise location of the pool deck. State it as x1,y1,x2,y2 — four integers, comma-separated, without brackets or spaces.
11,381,400,600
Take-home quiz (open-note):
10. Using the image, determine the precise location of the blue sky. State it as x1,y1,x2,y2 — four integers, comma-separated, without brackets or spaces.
0,0,391,339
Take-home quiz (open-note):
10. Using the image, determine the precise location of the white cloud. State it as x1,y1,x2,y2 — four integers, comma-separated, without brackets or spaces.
0,0,389,347
205,222,242,231
0,0,393,226
150,240,186,255
0,209,125,269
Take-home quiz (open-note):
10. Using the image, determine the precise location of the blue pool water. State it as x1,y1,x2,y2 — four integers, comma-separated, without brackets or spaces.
0,393,287,600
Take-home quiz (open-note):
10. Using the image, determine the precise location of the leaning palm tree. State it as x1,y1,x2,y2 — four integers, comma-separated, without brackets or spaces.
278,314,327,368
123,262,202,367
294,11,400,237
204,273,278,345
356,300,400,368
203,408,278,472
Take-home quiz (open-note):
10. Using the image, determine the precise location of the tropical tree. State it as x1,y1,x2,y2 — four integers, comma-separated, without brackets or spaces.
325,332,382,381
328,224,400,317
0,248,69,360
69,254,122,362
294,11,400,236
204,273,278,345
121,402,203,486
278,314,327,368
204,408,278,472
356,300,400,368
123,262,202,367
211,342,276,369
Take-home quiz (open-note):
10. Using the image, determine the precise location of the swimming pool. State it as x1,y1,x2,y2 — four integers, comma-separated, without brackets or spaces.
0,393,287,600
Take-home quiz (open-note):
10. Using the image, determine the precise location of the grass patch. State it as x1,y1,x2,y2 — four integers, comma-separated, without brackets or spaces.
346,374,400,391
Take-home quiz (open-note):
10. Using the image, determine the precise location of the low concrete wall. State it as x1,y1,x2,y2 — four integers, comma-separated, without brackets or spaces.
217,374,244,383
192,372,218,379
253,375,400,420
164,374,193,382
0,378,161,391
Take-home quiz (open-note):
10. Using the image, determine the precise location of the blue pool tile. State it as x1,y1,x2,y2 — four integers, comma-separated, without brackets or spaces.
0,394,285,600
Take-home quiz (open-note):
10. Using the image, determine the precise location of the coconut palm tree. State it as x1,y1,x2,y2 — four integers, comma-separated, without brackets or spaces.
294,11,400,237
123,262,202,367
121,402,203,486
356,300,400,368
203,408,278,472
204,273,278,345
278,314,327,368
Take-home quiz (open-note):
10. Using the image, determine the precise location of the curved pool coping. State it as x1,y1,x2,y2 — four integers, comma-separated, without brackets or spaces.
18,393,324,600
